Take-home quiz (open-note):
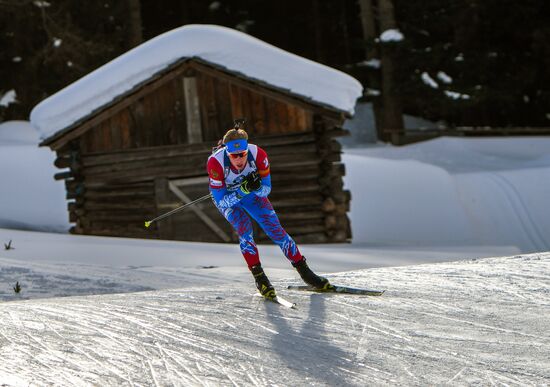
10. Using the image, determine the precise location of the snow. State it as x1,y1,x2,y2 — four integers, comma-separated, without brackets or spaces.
357,58,381,69
0,89,17,107
437,70,453,84
1,120,550,383
421,72,439,89
380,29,404,42
444,90,471,100
0,121,69,232
344,137,550,252
32,0,50,8
30,24,363,141
0,252,548,385
341,101,436,145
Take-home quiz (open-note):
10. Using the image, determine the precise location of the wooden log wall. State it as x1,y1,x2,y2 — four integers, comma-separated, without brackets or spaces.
54,128,351,243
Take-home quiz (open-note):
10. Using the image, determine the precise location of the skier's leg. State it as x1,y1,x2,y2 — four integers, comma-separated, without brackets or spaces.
241,195,302,263
220,205,275,296
242,195,332,289
220,206,259,268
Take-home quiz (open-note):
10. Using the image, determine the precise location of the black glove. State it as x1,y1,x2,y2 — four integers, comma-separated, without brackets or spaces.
241,171,261,194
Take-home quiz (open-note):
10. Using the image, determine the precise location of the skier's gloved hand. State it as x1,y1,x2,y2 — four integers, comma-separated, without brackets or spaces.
237,172,262,198
245,171,262,192
238,183,251,197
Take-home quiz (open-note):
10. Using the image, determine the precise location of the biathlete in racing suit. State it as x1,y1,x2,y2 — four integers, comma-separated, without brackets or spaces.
207,127,332,298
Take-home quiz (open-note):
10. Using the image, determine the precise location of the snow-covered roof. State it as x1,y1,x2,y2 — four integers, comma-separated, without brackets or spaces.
31,24,363,143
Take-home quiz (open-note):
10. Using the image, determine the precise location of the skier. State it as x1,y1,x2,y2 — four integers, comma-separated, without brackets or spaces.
207,126,332,299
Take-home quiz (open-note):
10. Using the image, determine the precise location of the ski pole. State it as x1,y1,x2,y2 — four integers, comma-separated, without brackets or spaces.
144,193,212,228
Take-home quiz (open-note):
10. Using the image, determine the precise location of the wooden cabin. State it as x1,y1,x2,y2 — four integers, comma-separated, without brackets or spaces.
37,26,361,244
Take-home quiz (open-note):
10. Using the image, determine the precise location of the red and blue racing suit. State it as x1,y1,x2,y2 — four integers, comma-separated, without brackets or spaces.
207,144,302,268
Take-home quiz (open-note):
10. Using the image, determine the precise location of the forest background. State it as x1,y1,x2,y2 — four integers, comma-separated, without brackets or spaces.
1,0,549,132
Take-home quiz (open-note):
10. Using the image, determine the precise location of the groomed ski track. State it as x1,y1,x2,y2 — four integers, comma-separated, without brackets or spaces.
1,253,549,386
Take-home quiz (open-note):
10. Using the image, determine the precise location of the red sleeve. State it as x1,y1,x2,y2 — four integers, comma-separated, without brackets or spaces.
207,157,225,189
255,146,270,178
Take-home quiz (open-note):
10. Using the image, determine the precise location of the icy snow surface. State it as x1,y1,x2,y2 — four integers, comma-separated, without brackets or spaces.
1,121,550,384
0,253,548,386
30,24,363,140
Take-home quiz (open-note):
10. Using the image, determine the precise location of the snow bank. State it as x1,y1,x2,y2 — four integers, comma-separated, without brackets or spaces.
344,137,550,252
0,120,41,144
30,24,363,140
0,121,69,232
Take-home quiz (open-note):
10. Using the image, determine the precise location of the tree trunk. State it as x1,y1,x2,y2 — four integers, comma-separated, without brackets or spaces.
358,0,378,59
126,0,143,48
378,0,404,144
358,0,383,138
311,0,325,63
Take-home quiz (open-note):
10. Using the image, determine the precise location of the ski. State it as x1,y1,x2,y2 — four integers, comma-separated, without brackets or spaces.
254,293,297,308
287,284,385,296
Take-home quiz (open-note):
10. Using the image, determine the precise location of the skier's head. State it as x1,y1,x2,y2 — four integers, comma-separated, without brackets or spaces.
224,128,249,169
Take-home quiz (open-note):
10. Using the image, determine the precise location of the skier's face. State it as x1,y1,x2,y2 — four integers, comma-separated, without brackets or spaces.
228,150,248,170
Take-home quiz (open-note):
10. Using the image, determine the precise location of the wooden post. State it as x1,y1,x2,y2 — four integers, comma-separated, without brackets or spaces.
183,77,203,143
154,177,175,239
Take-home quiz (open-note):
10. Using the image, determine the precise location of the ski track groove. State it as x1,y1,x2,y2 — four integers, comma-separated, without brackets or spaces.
147,359,161,387
0,254,548,385
38,315,132,384
489,172,547,251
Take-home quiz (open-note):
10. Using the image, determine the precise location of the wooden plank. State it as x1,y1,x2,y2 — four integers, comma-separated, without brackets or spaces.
80,130,317,165
197,72,219,142
171,176,209,186
89,125,102,153
183,77,203,143
174,77,188,144
229,83,243,119
100,120,112,151
168,181,230,242
171,218,231,243
81,142,212,166
240,87,254,132
154,177,174,239
141,92,156,147
287,104,299,132
264,97,279,134
250,91,267,135
160,81,177,145
296,107,309,131
44,61,195,151
109,115,122,151
213,78,233,136
276,101,289,134
188,60,345,121
82,150,321,180
148,86,163,147
119,108,132,149
81,143,320,175
127,98,145,148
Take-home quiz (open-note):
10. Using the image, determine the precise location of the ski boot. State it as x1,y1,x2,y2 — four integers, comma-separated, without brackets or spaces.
292,257,333,290
250,264,276,299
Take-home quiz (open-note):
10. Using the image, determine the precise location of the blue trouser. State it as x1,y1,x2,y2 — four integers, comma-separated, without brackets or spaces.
218,194,302,268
